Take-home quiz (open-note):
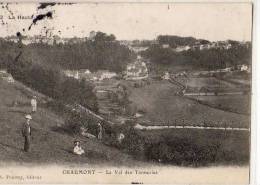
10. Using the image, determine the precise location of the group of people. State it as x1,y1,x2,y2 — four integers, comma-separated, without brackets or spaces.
21,95,103,156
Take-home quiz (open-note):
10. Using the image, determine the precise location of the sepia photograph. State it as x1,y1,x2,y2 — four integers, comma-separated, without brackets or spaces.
0,2,253,184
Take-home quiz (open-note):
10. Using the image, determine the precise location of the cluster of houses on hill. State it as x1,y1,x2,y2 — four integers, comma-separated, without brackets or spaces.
4,31,99,46
161,40,249,52
161,41,236,52
5,35,87,45
191,64,251,76
63,56,149,81
63,69,117,81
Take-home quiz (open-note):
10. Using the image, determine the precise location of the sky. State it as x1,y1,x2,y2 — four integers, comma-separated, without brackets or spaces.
0,3,252,41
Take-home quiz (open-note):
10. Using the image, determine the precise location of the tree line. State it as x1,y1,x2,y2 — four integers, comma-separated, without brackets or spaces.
1,32,136,73
141,42,251,71
7,57,98,112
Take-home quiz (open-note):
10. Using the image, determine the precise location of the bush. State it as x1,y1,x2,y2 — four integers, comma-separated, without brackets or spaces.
64,110,99,136
121,127,145,159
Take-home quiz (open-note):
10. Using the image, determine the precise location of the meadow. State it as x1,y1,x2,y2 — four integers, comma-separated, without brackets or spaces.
128,79,250,128
188,94,250,115
179,77,247,93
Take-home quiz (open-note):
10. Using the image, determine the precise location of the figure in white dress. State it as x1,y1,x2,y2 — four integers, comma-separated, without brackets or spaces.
31,96,37,113
73,140,85,155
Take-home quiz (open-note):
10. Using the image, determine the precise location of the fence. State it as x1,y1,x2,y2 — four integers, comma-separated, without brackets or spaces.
69,104,250,132
134,124,250,131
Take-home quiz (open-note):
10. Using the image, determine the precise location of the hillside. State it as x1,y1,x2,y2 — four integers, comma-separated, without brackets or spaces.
0,78,145,166
128,79,250,128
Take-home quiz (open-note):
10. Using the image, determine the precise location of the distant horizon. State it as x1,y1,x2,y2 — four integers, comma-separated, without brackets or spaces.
1,34,252,43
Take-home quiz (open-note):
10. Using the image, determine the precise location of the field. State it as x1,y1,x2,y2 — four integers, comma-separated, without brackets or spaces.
215,71,251,86
128,79,250,128
179,77,246,93
188,95,250,115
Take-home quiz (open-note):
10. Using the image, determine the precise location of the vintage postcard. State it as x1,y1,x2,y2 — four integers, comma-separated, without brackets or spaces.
0,1,252,184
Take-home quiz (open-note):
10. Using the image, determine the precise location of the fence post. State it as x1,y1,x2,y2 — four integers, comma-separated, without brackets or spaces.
224,122,227,135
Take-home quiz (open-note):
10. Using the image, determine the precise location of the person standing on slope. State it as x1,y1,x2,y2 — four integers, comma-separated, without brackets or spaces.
31,96,37,113
22,115,32,152
97,122,103,140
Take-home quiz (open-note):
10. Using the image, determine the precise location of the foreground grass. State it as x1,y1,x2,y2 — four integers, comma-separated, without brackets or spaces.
0,79,145,166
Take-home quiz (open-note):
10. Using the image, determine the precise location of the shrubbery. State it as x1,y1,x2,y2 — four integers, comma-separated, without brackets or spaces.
64,110,99,136
7,58,98,112
145,138,221,166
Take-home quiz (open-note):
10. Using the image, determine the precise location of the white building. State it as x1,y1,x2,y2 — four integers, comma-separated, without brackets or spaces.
100,71,117,80
0,70,14,83
125,60,148,80
239,64,249,72
175,45,191,52
64,70,79,79
162,44,170,48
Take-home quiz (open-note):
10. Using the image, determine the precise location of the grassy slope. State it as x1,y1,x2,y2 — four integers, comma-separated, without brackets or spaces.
0,79,145,167
128,80,250,128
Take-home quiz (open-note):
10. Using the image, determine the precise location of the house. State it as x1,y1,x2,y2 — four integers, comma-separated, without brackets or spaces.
224,43,232,50
174,46,191,52
162,44,170,49
64,69,117,81
0,70,14,83
86,70,117,81
129,46,149,53
63,70,80,79
219,67,232,72
99,71,117,80
79,69,91,75
237,64,249,72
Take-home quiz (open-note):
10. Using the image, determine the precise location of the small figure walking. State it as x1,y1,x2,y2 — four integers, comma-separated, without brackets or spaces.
22,114,32,152
97,122,103,140
73,140,85,155
31,96,37,113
